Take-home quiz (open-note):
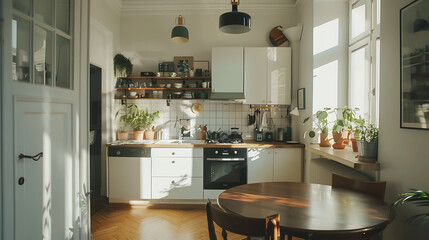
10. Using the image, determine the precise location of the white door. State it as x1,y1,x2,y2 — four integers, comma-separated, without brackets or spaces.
15,100,74,239
247,148,274,183
1,0,90,239
244,47,268,104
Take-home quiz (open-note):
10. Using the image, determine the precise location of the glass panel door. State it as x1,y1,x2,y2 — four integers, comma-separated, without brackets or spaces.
34,25,53,85
12,16,31,82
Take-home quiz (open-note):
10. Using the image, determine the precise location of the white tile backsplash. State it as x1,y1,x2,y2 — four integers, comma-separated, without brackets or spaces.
119,100,289,140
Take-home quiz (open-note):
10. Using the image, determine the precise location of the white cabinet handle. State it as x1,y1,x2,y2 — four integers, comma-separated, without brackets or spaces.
275,151,278,154
172,152,175,155
172,160,175,164
171,180,175,184
268,151,271,154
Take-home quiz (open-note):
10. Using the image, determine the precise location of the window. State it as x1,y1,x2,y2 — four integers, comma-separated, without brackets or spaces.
12,0,73,89
348,0,381,123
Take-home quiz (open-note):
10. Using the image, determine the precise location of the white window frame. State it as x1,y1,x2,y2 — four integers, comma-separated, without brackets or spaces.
348,0,381,124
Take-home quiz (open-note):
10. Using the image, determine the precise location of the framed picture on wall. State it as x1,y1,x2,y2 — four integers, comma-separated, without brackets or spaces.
297,88,306,110
400,0,429,130
174,56,193,76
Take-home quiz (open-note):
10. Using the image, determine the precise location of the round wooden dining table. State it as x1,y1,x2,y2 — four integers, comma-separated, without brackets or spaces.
218,182,391,240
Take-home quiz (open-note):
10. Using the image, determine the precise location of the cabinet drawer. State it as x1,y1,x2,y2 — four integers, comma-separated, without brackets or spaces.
152,177,203,199
151,148,203,158
152,157,203,177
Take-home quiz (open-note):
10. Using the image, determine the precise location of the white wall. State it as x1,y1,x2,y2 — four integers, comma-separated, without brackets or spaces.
90,0,121,196
119,10,297,73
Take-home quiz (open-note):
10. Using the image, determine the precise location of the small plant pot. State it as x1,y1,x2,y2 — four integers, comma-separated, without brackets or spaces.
344,130,352,145
332,131,347,145
357,140,378,159
134,130,144,140
144,130,155,140
117,131,128,141
319,133,331,147
351,138,358,152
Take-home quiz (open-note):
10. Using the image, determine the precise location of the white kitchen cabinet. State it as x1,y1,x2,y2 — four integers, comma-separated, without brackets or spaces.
244,47,291,105
247,148,273,183
151,148,203,199
108,156,152,199
152,177,203,199
273,148,302,182
211,47,244,94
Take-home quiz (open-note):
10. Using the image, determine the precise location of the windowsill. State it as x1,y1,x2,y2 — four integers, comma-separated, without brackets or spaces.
306,144,380,171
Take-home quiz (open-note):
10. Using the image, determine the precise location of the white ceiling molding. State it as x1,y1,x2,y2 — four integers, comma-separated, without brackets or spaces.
120,0,297,15
105,0,122,15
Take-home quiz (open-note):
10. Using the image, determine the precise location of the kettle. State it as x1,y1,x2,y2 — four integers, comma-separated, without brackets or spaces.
276,128,284,141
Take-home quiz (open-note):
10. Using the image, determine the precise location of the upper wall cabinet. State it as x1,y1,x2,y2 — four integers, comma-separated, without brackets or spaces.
244,47,291,105
211,47,244,99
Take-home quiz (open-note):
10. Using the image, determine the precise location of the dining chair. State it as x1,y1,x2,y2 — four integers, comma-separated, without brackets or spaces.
206,199,280,240
331,173,387,201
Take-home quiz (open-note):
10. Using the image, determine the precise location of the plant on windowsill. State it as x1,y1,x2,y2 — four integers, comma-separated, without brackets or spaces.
114,53,133,78
303,108,332,147
350,115,365,152
332,107,359,149
391,190,429,238
355,121,379,162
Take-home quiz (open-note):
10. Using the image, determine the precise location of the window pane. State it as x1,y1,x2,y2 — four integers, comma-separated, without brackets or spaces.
34,25,53,85
56,35,71,89
13,0,32,15
351,4,366,38
313,19,339,55
35,0,53,26
375,38,380,123
12,16,31,82
350,44,370,119
313,60,338,115
56,0,71,34
376,0,381,25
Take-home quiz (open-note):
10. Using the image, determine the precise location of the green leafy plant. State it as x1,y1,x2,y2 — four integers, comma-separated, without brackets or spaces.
115,104,159,131
392,189,429,236
303,108,332,138
114,53,133,77
333,107,359,133
355,120,379,143
352,115,366,139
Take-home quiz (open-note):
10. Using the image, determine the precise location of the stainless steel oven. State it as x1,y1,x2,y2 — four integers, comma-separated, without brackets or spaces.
203,148,247,190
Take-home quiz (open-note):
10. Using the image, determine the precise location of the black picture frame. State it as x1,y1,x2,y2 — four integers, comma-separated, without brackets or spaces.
400,0,429,130
297,88,305,110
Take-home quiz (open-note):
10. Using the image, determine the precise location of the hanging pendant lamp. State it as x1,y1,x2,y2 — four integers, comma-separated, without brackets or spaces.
219,0,251,34
171,15,189,43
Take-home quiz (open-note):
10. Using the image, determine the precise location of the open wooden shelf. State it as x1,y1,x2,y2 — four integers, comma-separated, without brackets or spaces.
124,76,211,80
115,98,209,101
115,87,211,90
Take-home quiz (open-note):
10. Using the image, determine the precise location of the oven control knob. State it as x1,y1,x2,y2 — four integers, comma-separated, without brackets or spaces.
215,151,218,154
234,151,237,154
116,151,121,155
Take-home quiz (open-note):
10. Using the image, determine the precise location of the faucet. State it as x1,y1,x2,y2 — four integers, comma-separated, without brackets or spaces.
173,115,190,139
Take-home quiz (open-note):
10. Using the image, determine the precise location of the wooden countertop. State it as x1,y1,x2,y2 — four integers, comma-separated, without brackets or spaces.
106,140,304,149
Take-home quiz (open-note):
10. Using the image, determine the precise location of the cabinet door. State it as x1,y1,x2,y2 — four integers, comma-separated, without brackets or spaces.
108,157,152,199
212,47,243,93
244,47,268,104
273,148,302,182
247,148,273,183
152,157,203,178
267,48,291,105
152,177,203,199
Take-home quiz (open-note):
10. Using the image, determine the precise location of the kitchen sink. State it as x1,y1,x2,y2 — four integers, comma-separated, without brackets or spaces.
154,140,206,144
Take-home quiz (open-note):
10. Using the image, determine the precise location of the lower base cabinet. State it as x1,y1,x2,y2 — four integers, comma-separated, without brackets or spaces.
152,177,203,199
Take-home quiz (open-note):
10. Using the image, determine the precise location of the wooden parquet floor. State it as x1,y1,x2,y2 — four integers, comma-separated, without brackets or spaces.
91,204,303,240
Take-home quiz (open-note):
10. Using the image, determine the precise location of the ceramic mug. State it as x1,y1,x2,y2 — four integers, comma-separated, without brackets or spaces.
170,72,177,77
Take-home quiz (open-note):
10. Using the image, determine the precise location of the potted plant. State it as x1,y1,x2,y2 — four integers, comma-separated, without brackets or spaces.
356,122,379,162
337,107,359,144
332,119,347,149
142,109,160,140
303,108,332,147
332,107,359,149
115,105,134,141
391,190,429,239
350,115,366,152
114,53,133,78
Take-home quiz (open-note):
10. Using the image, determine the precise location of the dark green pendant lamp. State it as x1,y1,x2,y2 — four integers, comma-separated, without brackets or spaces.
171,15,189,43
219,0,251,34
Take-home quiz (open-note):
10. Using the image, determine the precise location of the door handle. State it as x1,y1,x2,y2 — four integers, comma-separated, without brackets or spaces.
19,152,43,161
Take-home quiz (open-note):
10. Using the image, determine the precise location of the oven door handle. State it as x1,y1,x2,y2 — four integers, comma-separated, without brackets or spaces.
206,158,246,161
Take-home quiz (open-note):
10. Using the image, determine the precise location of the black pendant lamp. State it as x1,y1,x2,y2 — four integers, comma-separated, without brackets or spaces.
219,0,251,34
171,15,189,43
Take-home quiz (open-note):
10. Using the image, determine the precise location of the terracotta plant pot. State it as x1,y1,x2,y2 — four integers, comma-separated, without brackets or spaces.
351,138,358,152
319,133,331,147
117,131,128,141
144,130,155,140
343,130,352,145
134,130,144,140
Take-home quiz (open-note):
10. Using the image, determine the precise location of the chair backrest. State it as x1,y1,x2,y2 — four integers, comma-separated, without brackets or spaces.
206,200,280,240
331,173,387,201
